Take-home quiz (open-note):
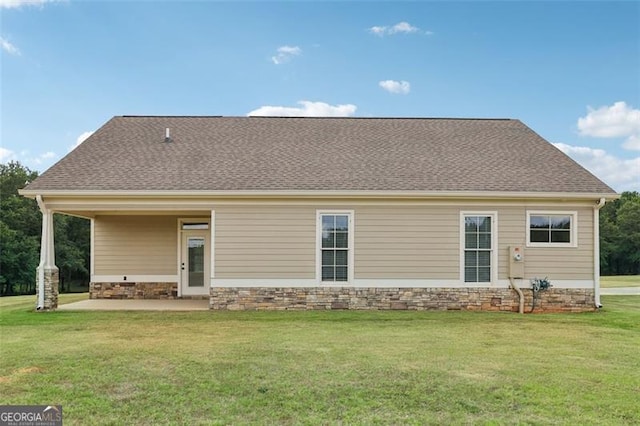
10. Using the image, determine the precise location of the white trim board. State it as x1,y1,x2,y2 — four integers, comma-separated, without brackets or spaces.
91,275,178,283
210,278,595,289
212,279,475,288
498,279,594,289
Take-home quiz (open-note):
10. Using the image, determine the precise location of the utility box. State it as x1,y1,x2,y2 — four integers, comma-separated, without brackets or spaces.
508,246,525,279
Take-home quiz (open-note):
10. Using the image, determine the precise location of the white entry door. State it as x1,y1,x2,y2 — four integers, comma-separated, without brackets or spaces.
180,231,210,296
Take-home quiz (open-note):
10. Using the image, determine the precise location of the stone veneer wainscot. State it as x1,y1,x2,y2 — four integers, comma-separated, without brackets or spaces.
210,287,596,313
90,282,178,299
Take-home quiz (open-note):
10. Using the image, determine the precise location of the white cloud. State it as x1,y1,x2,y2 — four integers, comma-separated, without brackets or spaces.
1,149,58,170
623,134,640,151
369,26,387,36
0,37,20,55
37,151,56,163
390,22,419,34
69,131,94,151
247,100,357,117
379,80,411,95
27,151,56,166
0,147,16,162
577,101,640,150
271,45,301,65
554,143,640,192
368,21,430,36
0,0,58,8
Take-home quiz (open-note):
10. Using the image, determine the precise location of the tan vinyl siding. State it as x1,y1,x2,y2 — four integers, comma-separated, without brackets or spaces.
495,205,593,280
355,206,459,279
215,206,316,278
525,207,593,280
91,202,595,282
94,215,177,275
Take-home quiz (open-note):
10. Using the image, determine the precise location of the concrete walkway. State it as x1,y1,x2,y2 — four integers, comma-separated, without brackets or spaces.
58,299,209,311
600,287,640,296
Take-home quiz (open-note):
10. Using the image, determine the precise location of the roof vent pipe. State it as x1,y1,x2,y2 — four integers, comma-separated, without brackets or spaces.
164,128,172,143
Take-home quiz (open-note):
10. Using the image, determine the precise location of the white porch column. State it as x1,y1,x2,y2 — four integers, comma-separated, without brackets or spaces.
35,196,59,311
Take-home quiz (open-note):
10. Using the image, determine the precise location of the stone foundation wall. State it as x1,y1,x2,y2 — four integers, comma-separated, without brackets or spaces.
90,282,178,299
210,287,596,313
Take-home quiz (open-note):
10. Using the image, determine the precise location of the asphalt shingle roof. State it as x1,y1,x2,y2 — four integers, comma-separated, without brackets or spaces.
25,116,616,194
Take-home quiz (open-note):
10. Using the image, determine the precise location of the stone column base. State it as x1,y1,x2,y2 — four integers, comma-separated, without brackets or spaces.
36,267,59,312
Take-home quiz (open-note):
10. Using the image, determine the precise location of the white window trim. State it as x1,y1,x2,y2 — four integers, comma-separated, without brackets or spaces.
460,211,498,285
316,210,355,285
526,210,577,248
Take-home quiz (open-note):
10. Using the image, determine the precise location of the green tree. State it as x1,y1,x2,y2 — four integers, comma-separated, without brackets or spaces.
0,221,39,295
55,215,90,292
616,195,640,274
0,161,90,295
0,162,41,295
600,191,640,275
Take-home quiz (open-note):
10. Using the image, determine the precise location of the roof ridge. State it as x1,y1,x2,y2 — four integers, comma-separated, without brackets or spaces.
121,115,223,118
119,115,514,121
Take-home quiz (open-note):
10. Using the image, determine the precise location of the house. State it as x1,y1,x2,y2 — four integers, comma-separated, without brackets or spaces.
20,116,618,312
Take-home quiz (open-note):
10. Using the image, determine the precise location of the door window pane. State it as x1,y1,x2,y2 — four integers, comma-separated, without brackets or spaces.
188,237,205,287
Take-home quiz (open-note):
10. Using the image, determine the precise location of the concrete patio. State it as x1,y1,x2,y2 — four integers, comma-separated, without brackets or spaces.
57,299,209,311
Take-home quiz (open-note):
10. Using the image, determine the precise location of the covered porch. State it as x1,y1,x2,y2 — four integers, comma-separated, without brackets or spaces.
31,194,218,311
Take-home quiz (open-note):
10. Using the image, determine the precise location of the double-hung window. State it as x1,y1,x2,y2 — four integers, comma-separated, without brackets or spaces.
461,212,497,283
527,211,577,247
317,211,353,283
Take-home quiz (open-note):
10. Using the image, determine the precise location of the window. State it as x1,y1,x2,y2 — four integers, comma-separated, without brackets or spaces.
317,211,353,283
527,211,577,247
461,213,496,283
181,222,209,230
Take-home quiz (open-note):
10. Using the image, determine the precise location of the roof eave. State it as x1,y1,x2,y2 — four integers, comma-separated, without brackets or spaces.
18,189,620,201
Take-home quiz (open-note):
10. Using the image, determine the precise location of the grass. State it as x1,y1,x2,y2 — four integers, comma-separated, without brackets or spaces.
601,275,640,288
1,294,639,425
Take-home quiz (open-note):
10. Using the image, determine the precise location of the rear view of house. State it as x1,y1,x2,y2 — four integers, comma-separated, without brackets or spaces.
20,116,618,312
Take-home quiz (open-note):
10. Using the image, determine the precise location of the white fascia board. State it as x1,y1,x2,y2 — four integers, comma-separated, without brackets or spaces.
18,189,620,201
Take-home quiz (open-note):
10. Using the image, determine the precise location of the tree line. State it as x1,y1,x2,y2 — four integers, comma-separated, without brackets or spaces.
0,161,638,296
1,162,90,296
600,190,640,275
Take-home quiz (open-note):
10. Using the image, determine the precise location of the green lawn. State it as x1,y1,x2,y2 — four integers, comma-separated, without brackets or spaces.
1,294,639,425
601,275,640,288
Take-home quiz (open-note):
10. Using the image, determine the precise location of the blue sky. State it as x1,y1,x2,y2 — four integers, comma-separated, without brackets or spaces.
1,0,638,191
